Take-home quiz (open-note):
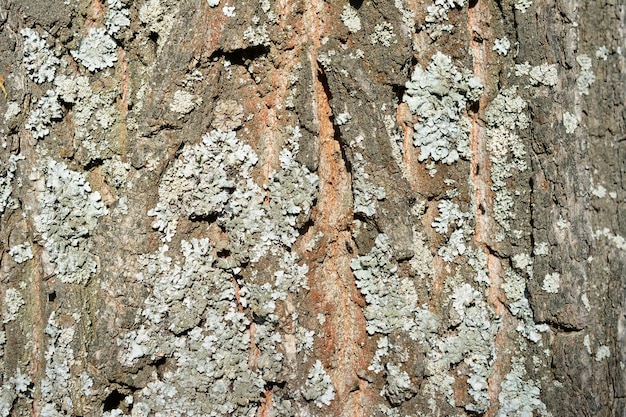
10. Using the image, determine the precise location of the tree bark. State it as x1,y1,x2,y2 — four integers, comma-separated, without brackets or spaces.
0,0,623,416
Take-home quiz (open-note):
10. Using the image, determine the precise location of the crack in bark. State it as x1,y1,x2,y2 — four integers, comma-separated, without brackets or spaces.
301,1,371,414
467,3,510,416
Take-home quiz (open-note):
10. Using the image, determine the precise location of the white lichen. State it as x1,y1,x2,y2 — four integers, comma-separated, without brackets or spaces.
514,0,533,13
9,242,33,264
432,199,468,234
40,312,80,415
485,87,529,236
563,111,578,134
534,242,549,256
138,0,177,52
542,273,560,293
381,363,413,404
512,253,533,274
3,289,25,323
486,87,529,131
21,28,59,83
590,184,606,199
335,112,352,126
493,37,511,56
584,334,592,354
529,63,558,87
581,293,591,311
102,156,131,188
212,100,244,131
595,345,610,362
395,0,416,28
222,5,236,16
502,268,526,302
4,102,21,121
340,5,361,33
595,45,609,61
593,228,626,251
370,22,396,47
515,62,531,76
556,216,569,229
169,90,202,115
576,54,595,95
9,369,31,394
105,0,131,35
369,336,390,374
71,28,118,72
243,25,271,46
438,228,467,262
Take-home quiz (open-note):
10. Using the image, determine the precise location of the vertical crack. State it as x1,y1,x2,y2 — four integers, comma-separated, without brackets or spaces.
301,1,370,413
467,3,510,416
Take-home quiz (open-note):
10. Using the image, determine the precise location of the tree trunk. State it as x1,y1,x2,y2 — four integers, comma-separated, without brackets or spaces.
0,0,623,416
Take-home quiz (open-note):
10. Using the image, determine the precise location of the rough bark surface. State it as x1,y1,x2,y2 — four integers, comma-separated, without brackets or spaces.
0,0,623,416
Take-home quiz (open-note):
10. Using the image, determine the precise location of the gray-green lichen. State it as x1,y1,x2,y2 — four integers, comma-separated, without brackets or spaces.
302,360,335,408
528,63,558,87
493,37,511,56
432,199,471,262
53,72,121,163
514,0,533,13
169,90,203,115
403,52,483,164
425,283,499,413
40,312,81,416
370,22,397,47
503,265,549,343
35,159,108,284
71,28,118,72
485,87,529,239
148,129,259,242
119,238,275,416
542,272,560,293
149,127,318,263
498,361,550,417
351,231,499,412
2,289,25,323
352,153,386,217
381,363,414,405
115,122,318,415
351,234,419,335
26,90,62,140
0,368,31,417
0,154,24,214
118,235,310,415
424,0,467,38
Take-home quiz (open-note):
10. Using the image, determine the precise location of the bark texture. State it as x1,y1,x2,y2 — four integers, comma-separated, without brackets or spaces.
0,0,623,416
